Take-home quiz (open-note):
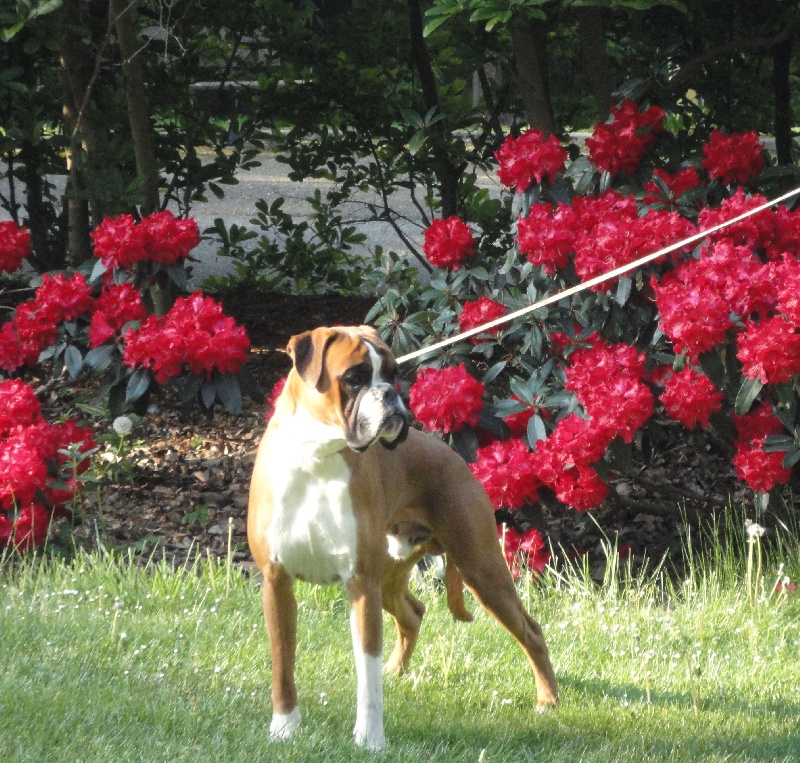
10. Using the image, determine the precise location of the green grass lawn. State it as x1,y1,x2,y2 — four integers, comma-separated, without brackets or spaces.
1,541,799,763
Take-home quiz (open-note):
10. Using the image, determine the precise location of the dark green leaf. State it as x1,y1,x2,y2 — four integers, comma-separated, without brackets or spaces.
84,345,116,374
216,374,243,414
64,345,83,379
201,379,217,409
126,368,152,403
734,376,763,415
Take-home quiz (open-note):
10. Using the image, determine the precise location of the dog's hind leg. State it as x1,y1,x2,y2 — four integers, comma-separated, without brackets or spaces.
459,554,558,708
381,554,426,676
444,553,474,623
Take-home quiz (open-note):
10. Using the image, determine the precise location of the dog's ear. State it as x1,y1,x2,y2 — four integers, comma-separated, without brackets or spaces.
286,328,334,389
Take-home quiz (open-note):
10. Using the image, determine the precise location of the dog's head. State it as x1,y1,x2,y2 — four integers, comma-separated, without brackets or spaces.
284,325,410,452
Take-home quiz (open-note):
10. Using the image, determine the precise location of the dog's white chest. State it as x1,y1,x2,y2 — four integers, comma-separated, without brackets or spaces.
266,447,358,585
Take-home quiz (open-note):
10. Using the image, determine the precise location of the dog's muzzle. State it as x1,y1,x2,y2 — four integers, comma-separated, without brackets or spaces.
348,385,411,452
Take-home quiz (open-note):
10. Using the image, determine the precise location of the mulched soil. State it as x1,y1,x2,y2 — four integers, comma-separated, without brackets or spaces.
39,291,788,578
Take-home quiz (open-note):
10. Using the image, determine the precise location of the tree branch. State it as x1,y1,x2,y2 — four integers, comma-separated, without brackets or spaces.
667,16,800,92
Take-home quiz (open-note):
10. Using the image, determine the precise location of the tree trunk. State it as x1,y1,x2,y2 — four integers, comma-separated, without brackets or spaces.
110,0,160,217
407,0,461,217
59,5,93,268
772,33,794,168
577,6,612,117
509,17,555,135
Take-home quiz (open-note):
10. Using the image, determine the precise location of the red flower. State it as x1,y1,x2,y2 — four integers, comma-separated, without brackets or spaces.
0,221,31,274
732,401,784,445
530,413,615,489
730,401,790,492
469,438,541,510
773,257,800,323
701,130,765,186
142,211,201,265
92,211,199,270
554,465,609,512
89,283,146,348
651,272,732,363
516,203,577,274
408,364,484,434
0,430,48,509
0,273,94,371
123,293,250,384
697,189,776,249
565,338,653,443
422,216,475,270
0,379,42,436
733,445,791,493
91,214,149,270
643,167,702,207
767,206,800,260
498,525,550,578
8,502,51,551
578,209,693,291
457,297,506,343
495,129,567,192
737,316,800,385
586,100,665,176
659,368,723,429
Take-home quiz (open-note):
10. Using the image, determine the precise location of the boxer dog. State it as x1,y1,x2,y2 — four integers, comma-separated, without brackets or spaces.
248,325,558,750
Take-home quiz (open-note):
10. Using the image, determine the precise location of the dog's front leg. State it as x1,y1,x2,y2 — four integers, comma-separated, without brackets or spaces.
347,575,386,750
262,563,302,740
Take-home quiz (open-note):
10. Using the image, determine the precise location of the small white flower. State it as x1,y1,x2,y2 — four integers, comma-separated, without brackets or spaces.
112,416,133,436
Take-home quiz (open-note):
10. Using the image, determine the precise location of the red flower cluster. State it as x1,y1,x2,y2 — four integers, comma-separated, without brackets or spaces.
498,525,550,579
457,297,506,343
643,167,702,207
737,315,800,385
731,402,791,492
586,99,665,176
0,221,31,274
0,273,94,371
565,337,653,443
469,438,541,510
530,414,613,511
517,190,692,291
91,211,200,270
408,363,484,433
650,233,780,363
422,216,475,270
658,367,723,429
701,130,765,186
89,283,147,348
0,379,96,550
696,189,776,250
495,129,567,193
516,203,576,274
122,293,250,384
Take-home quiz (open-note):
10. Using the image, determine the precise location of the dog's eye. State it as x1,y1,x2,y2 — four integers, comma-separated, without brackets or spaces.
341,365,371,389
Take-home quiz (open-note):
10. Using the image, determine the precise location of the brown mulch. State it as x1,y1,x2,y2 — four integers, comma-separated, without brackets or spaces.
43,291,777,577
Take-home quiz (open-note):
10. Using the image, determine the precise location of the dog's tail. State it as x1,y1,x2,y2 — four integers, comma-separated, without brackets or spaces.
444,554,474,622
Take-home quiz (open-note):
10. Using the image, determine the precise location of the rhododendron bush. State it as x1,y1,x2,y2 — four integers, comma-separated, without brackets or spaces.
0,211,253,418
372,101,800,572
0,211,256,550
0,379,95,550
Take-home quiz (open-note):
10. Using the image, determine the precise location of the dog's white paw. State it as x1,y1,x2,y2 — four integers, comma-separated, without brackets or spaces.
354,719,386,751
270,707,302,741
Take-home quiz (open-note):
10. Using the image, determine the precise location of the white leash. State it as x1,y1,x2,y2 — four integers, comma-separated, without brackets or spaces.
396,186,800,365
